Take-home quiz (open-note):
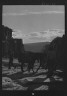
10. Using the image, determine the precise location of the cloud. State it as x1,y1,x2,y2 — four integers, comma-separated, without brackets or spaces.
29,32,41,38
48,29,64,36
12,30,24,39
29,32,39,37
25,29,64,42
3,11,64,16
39,31,47,35
12,29,64,43
28,11,64,15
12,32,23,38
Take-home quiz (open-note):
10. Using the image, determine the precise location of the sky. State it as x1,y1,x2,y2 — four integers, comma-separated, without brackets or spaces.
2,5,65,44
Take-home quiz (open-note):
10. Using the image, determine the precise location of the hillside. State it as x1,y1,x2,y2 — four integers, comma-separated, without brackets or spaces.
24,42,50,53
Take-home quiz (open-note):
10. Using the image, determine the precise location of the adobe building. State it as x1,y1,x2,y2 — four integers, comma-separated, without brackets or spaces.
2,25,24,58
2,25,12,58
13,38,24,58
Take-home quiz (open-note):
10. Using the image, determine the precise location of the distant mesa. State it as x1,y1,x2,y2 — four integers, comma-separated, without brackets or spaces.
24,42,50,53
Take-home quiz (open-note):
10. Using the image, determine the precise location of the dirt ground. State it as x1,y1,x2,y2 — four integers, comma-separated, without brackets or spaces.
2,58,64,91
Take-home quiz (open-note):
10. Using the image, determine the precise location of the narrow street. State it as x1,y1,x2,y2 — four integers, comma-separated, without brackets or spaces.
2,58,64,90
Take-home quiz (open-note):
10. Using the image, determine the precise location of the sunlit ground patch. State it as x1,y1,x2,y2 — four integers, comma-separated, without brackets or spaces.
2,66,8,71
3,83,28,90
2,77,12,83
2,77,28,90
56,70,63,72
53,75,63,81
3,86,28,90
19,77,35,83
2,58,9,62
2,77,14,88
2,67,21,75
35,69,48,74
23,71,30,74
19,74,47,84
34,85,49,90
44,78,50,82
2,65,6,68
13,59,19,63
23,67,48,75
34,75,47,79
